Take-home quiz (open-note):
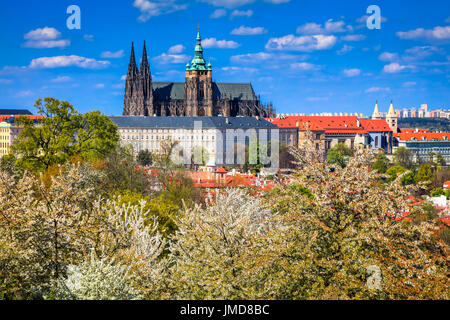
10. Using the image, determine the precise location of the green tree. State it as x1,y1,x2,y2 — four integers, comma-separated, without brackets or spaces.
415,163,433,183
137,149,153,167
191,145,210,167
393,147,414,169
101,145,151,195
386,165,415,185
327,143,353,168
12,97,119,173
372,152,390,173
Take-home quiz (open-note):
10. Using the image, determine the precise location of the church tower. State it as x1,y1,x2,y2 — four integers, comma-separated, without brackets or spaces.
140,41,154,116
386,101,398,133
185,28,213,116
372,101,382,120
124,42,140,116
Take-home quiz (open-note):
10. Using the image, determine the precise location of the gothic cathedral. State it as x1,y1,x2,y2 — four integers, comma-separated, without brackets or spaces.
123,29,275,117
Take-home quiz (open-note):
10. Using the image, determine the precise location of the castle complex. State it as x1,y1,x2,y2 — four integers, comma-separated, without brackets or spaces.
123,30,275,118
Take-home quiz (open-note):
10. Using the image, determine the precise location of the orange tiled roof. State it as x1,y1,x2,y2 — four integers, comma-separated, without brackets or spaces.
394,132,450,141
359,119,392,132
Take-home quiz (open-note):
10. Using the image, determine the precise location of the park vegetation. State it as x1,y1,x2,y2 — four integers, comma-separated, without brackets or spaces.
0,98,448,300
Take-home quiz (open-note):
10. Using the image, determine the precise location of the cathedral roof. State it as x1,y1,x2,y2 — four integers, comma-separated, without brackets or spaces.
0,108,32,115
109,116,277,129
153,82,257,101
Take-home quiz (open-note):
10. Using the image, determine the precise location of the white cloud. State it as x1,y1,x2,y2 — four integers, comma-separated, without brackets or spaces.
343,68,361,77
403,46,443,61
51,76,73,83
24,27,60,40
221,66,258,74
231,52,272,63
230,9,253,18
210,9,227,18
121,75,127,81
23,39,70,49
199,0,255,9
337,45,354,55
132,0,187,22
383,62,411,73
290,62,320,71
297,19,351,35
154,53,190,64
341,34,366,42
231,26,267,35
100,50,125,58
202,38,240,49
365,87,390,93
265,34,337,52
95,84,105,89
264,0,290,3
379,52,399,62
168,44,186,54
29,55,110,69
23,27,70,48
396,26,450,40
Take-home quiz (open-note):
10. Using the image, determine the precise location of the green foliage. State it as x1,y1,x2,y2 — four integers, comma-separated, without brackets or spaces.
372,152,390,173
430,187,445,197
191,145,210,167
393,147,414,170
327,143,353,168
11,97,119,173
101,145,150,195
386,165,415,185
415,163,433,183
398,118,450,132
137,150,153,167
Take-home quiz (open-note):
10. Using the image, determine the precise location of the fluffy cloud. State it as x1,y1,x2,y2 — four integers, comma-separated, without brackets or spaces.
342,68,361,77
230,9,253,18
23,27,70,48
231,26,267,35
24,27,60,40
365,87,390,93
396,26,450,40
168,44,186,54
337,45,354,55
403,81,417,87
341,34,366,42
297,19,352,35
230,52,298,64
265,34,337,52
84,34,95,42
290,62,320,71
100,50,125,58
29,55,110,69
403,46,444,61
132,0,187,22
383,62,411,73
199,0,255,9
153,53,190,64
221,66,258,74
202,38,240,48
210,9,227,18
379,52,399,62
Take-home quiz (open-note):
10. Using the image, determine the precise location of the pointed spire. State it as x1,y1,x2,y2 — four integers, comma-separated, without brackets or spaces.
372,101,381,119
387,100,396,117
141,40,149,68
188,26,207,71
129,42,136,67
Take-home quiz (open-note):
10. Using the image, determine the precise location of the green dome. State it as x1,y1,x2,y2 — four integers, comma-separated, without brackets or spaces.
187,28,208,71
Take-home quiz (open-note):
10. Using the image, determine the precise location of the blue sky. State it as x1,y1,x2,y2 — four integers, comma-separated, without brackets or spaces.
0,0,449,116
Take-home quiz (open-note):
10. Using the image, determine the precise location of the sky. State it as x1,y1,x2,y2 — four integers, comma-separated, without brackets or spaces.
0,0,449,116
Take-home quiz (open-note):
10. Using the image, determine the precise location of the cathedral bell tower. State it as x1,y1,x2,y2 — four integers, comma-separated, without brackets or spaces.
185,27,213,117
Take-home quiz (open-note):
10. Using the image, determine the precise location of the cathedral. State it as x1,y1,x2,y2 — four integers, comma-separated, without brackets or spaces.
123,30,275,117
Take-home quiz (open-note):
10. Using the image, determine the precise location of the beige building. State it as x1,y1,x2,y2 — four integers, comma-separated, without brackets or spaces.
0,122,23,157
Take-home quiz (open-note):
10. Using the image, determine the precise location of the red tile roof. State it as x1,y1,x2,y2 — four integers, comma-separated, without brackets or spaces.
394,132,450,141
359,119,392,132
